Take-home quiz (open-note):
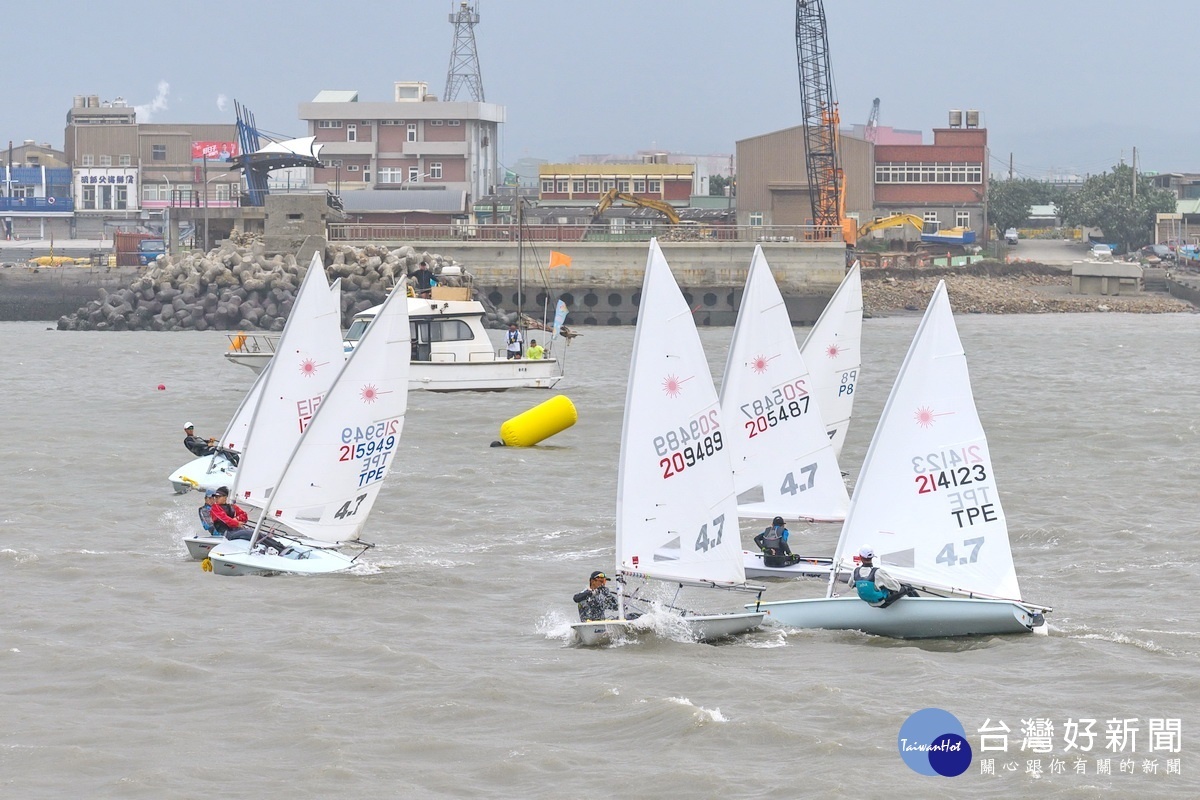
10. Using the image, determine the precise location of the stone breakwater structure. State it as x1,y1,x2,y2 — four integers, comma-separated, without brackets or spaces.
55,242,500,332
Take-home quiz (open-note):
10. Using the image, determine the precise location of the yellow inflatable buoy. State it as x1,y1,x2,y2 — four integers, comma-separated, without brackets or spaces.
497,395,577,447
201,558,213,572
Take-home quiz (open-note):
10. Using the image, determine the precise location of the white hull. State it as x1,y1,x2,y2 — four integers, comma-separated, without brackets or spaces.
168,453,236,494
184,535,223,560
205,538,359,576
741,550,847,580
753,595,1045,639
570,612,765,646
225,351,562,391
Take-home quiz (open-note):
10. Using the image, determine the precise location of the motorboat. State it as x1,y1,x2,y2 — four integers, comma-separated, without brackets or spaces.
224,294,564,392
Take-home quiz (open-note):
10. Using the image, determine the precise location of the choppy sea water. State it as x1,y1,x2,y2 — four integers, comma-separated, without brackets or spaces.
1,311,1197,799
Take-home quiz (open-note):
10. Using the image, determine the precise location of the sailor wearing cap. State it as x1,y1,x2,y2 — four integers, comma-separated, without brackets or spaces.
183,422,218,458
850,545,914,608
572,570,621,622
197,486,219,534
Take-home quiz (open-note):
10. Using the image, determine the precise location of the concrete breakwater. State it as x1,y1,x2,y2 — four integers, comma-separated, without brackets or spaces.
49,239,851,330
54,243,478,332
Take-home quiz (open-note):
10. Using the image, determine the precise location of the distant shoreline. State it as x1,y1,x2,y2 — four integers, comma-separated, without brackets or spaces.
860,262,1194,315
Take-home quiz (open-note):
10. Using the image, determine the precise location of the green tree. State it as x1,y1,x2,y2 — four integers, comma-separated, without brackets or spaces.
710,174,735,197
1058,164,1176,252
987,178,1044,234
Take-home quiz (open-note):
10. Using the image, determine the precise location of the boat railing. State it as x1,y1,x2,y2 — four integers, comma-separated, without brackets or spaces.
226,332,279,354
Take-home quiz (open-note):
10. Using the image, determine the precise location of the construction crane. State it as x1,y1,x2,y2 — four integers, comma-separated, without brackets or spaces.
865,98,880,144
794,0,856,245
591,188,681,224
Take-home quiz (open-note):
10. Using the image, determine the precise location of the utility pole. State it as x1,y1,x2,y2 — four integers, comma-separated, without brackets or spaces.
203,154,209,252
1009,152,1013,181
1132,146,1137,199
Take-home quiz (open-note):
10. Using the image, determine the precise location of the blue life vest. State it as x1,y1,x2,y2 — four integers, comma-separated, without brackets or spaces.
853,565,888,604
198,504,214,533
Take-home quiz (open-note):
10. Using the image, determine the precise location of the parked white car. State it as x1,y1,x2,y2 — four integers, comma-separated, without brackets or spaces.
1090,244,1114,262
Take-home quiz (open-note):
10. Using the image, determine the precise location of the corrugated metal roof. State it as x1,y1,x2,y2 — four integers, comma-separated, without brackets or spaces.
340,189,466,213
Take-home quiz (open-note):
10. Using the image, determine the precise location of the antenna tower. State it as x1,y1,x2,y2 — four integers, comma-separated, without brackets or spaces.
445,1,485,101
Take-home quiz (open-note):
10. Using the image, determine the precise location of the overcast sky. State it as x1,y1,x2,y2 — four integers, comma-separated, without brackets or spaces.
6,1,1197,178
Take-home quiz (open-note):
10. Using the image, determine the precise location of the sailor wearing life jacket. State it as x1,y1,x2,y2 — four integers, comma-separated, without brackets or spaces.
851,545,910,608
754,516,797,567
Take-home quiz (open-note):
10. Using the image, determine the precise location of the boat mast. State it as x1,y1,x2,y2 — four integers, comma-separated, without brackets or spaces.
516,195,523,323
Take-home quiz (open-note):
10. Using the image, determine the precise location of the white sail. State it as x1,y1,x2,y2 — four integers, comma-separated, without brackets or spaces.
616,240,746,586
218,364,267,455
720,246,849,522
829,280,1020,600
233,257,343,510
257,280,410,545
800,261,863,459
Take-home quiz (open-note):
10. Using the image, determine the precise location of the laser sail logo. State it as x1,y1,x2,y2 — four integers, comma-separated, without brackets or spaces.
898,708,973,777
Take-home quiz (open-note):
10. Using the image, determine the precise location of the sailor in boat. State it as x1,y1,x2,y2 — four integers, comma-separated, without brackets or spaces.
572,571,643,622
525,338,545,360
183,422,240,466
198,488,219,535
754,517,802,568
207,486,290,555
850,546,918,608
183,423,217,457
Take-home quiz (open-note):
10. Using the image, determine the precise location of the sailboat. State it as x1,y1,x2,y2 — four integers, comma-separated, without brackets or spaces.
799,260,863,461
571,239,765,646
168,253,343,496
205,271,411,576
720,246,850,580
753,281,1050,638
182,255,343,560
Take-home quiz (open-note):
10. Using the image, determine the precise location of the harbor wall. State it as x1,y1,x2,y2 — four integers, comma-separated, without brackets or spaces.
416,240,849,326
4,240,848,325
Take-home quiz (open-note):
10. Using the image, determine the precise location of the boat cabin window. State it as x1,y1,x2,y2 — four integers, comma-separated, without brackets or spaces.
429,319,474,342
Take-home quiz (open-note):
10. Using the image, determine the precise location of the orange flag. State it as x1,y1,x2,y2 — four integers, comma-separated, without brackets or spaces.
549,250,572,269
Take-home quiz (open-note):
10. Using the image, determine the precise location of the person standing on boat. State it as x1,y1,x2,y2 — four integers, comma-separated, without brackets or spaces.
573,571,621,622
754,516,799,567
851,546,915,608
208,486,289,554
183,423,218,457
505,323,524,360
413,261,434,298
525,338,545,359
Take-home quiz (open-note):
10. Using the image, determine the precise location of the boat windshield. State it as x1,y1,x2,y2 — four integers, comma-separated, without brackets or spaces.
344,317,371,343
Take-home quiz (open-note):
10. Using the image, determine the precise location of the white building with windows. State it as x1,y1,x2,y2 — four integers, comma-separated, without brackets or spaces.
298,82,504,221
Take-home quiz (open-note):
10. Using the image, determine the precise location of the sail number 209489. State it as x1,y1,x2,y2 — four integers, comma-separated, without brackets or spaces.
660,431,723,479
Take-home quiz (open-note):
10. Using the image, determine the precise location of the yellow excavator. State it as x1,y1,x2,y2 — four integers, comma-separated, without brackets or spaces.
591,188,681,225
855,213,925,240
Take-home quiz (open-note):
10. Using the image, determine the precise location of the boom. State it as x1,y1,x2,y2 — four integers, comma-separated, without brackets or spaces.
592,188,681,224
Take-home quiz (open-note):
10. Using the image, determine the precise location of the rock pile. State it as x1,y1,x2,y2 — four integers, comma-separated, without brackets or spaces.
55,242,489,332
861,262,1195,315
